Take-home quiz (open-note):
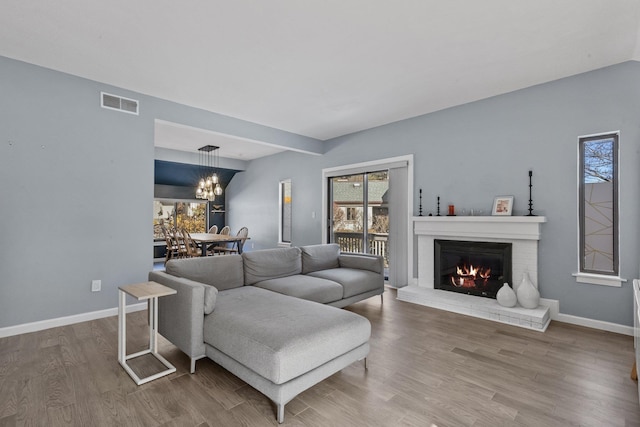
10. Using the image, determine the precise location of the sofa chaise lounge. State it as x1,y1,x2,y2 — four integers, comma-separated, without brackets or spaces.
149,244,384,423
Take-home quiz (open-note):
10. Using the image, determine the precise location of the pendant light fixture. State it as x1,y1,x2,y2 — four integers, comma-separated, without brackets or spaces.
195,145,223,201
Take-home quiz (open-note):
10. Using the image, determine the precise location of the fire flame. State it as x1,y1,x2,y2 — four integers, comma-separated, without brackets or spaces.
450,264,491,287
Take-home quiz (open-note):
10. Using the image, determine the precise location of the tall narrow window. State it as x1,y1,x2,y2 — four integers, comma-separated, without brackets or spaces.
279,179,292,246
578,132,618,276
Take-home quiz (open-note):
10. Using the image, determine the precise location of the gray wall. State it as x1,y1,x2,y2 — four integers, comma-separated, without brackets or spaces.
228,61,640,326
0,56,319,328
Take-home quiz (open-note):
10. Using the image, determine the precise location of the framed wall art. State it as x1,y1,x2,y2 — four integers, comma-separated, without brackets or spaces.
492,196,514,216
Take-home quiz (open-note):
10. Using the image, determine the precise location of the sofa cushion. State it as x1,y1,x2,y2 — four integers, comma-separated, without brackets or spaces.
242,247,302,285
308,268,383,299
253,274,343,304
166,255,245,291
300,244,340,274
203,286,370,384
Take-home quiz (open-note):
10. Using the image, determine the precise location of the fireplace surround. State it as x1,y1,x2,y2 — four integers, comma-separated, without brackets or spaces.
398,216,550,331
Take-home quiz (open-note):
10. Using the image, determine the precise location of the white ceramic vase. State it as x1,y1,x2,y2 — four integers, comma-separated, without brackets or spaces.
496,283,517,307
516,272,540,309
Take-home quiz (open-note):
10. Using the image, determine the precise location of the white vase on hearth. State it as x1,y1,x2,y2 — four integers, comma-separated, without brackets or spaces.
516,272,540,309
496,283,517,307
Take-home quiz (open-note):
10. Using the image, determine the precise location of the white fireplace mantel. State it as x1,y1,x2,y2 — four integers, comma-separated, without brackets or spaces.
413,216,546,241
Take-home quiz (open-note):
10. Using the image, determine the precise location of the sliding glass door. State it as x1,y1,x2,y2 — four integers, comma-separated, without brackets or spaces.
328,171,389,271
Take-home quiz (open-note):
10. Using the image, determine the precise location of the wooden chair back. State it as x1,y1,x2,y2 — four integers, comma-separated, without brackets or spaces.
181,229,201,257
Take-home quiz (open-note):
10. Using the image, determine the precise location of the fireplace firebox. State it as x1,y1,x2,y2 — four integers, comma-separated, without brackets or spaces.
434,240,512,299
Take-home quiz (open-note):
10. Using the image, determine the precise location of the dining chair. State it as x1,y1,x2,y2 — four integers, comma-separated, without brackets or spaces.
162,226,180,263
214,227,248,255
203,225,219,255
212,225,231,254
171,228,189,259
181,229,202,257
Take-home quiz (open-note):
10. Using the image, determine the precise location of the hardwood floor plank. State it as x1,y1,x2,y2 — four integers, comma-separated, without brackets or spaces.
14,374,47,426
99,389,144,427
44,368,75,409
126,383,176,426
46,403,75,427
228,401,277,426
0,414,16,427
168,374,238,425
0,374,18,419
189,363,246,410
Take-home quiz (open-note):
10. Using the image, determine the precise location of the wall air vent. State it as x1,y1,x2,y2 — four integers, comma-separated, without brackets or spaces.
100,92,139,115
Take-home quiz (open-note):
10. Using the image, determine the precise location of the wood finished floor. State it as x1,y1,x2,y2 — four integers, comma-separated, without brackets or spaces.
1,288,639,426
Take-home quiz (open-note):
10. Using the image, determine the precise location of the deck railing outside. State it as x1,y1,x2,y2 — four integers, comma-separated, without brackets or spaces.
334,231,389,267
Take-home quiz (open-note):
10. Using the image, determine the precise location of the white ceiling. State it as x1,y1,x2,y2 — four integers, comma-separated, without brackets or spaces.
2,1,640,152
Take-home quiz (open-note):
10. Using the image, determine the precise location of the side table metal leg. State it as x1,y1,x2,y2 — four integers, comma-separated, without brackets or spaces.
118,290,126,364
150,297,158,353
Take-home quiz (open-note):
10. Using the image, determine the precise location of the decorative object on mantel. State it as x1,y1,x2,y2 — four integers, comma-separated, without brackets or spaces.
418,189,423,216
447,204,455,216
527,169,536,216
516,272,540,308
496,283,517,307
195,145,224,201
436,196,441,216
491,195,514,216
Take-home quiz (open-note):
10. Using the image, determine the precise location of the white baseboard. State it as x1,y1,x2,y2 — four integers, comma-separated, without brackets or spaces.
553,313,633,336
535,297,632,336
0,303,147,339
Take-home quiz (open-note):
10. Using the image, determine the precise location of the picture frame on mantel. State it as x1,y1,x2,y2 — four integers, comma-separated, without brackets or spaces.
492,196,514,216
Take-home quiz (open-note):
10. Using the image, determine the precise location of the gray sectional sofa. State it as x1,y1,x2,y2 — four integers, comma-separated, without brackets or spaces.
148,244,384,423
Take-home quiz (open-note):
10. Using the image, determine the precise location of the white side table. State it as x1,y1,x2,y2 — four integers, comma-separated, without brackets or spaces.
118,281,177,385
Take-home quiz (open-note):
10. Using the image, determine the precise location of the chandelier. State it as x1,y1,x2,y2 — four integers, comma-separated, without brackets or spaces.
195,145,223,201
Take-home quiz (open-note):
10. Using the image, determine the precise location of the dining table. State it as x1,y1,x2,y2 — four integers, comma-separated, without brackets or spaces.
189,232,249,256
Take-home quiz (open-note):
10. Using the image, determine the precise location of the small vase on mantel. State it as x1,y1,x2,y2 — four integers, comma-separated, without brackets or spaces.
516,272,540,309
496,283,517,307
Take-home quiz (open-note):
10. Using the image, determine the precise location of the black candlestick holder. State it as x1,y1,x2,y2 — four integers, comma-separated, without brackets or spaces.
419,189,423,216
527,170,536,216
436,196,441,216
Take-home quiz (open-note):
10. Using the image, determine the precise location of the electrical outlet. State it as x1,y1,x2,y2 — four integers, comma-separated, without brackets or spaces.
91,279,101,292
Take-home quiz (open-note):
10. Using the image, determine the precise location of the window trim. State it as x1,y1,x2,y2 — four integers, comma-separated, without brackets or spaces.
575,131,622,286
